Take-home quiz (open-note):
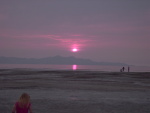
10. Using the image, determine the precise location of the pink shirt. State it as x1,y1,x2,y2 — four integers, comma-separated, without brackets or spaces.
15,102,31,113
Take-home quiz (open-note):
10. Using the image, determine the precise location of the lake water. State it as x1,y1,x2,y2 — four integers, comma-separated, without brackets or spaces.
0,64,150,72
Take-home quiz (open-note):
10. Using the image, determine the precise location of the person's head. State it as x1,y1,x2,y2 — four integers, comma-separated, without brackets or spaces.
18,93,30,105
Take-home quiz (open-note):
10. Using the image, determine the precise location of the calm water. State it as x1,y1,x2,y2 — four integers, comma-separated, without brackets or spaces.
0,64,150,72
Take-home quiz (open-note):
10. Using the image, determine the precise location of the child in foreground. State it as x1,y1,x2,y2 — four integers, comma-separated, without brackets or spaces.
12,93,32,113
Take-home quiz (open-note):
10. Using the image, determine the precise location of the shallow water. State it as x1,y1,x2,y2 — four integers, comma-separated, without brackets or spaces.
0,64,150,72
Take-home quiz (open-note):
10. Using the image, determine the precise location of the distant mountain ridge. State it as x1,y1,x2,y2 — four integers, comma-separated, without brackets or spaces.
0,56,128,66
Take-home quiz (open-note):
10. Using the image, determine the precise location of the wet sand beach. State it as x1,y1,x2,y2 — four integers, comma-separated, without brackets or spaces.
0,69,150,113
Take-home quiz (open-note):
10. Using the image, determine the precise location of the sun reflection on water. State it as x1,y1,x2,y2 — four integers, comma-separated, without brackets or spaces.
72,65,77,70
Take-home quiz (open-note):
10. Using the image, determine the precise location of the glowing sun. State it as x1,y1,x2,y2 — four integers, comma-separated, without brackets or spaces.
72,48,78,52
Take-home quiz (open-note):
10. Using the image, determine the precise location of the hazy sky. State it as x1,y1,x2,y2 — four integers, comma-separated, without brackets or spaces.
0,0,150,66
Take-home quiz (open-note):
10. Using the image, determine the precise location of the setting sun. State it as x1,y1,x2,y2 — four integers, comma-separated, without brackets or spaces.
72,48,78,52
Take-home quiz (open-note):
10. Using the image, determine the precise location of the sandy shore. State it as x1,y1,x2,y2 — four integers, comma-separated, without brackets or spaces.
0,69,150,113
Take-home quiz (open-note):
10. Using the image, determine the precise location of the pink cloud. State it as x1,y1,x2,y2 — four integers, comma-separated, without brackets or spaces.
0,33,95,52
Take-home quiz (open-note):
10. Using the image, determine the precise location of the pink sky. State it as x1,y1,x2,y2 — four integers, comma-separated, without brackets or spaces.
0,0,150,66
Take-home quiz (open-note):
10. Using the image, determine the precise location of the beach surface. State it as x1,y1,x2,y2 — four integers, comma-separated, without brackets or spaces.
0,69,150,113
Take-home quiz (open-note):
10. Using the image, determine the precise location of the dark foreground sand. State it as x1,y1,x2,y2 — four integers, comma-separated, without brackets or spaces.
0,69,150,113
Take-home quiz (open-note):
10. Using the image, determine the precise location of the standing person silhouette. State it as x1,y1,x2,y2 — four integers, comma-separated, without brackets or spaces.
122,67,125,72
128,66,130,72
12,93,33,113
